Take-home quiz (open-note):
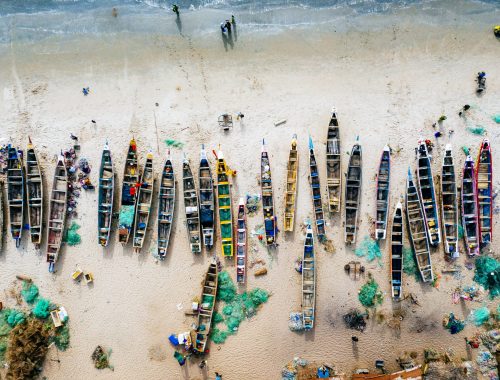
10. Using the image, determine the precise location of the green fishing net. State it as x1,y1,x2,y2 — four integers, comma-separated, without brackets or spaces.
354,237,382,264
118,205,134,226
444,313,465,334
33,298,51,319
358,278,383,308
462,146,470,155
164,139,184,148
21,282,39,304
492,114,500,124
470,307,490,326
473,256,500,298
457,224,464,239
5,310,25,327
467,126,486,135
52,325,71,351
217,271,237,303
403,246,420,281
64,222,82,246
211,271,269,344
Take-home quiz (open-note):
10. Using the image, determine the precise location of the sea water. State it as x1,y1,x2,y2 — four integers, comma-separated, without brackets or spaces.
1,0,499,46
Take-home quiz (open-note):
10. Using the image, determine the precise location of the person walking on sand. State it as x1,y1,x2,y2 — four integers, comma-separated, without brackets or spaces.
172,4,179,16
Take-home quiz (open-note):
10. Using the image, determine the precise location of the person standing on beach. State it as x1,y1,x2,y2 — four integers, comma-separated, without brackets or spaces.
231,15,236,24
172,4,179,16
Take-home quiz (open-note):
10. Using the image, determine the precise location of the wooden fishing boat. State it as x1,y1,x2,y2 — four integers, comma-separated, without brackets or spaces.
390,202,403,301
26,138,43,247
47,156,68,272
441,144,459,258
132,151,154,251
302,224,315,330
7,146,25,247
326,109,342,213
0,181,4,251
157,152,175,259
97,143,114,247
236,197,247,284
215,150,233,257
261,139,277,246
476,139,493,246
416,140,440,246
182,156,201,253
462,156,480,256
284,135,298,232
118,139,140,244
375,146,390,240
345,138,362,244
199,145,214,250
308,136,326,240
406,168,433,282
193,261,218,354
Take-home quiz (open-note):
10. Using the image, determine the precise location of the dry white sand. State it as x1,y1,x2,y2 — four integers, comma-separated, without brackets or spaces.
0,10,500,380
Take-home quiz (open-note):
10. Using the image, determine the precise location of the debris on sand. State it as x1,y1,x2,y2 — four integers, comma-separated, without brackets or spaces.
92,345,114,370
343,310,366,332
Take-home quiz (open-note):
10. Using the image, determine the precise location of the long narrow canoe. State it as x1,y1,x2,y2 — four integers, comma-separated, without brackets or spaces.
216,150,233,257
345,139,362,244
261,139,277,246
462,156,480,256
416,140,440,246
375,146,390,240
390,202,403,301
0,181,4,252
236,198,247,284
158,153,175,259
284,135,298,232
132,151,154,251
26,138,43,247
302,224,315,330
308,136,326,240
326,109,342,213
47,156,68,272
199,145,215,250
183,156,201,253
7,145,25,247
193,261,218,354
118,139,140,244
476,139,493,246
97,143,114,247
406,168,433,282
441,144,458,258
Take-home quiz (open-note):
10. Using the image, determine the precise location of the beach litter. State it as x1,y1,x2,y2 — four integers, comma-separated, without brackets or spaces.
473,256,500,298
92,345,113,370
246,193,260,214
254,268,267,276
354,237,382,264
288,312,304,332
476,350,497,377
443,313,465,334
211,271,269,344
164,139,184,149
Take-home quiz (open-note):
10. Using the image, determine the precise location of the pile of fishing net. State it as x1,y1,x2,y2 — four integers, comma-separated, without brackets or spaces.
358,278,383,308
211,271,269,344
92,345,113,370
343,310,366,332
64,222,82,246
21,282,39,304
469,307,491,327
443,313,465,334
467,126,486,135
473,256,500,298
354,237,382,264
288,312,304,331
164,139,184,148
403,246,420,281
6,318,51,379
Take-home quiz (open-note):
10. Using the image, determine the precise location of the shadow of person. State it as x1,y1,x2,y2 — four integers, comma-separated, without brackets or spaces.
233,23,237,42
227,30,234,49
175,14,183,35
221,31,229,51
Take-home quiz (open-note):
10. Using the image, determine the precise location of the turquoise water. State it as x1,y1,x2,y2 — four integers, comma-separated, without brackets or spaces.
1,0,499,44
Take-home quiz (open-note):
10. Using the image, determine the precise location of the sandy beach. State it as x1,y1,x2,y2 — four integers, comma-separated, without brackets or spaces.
1,1,500,379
